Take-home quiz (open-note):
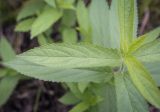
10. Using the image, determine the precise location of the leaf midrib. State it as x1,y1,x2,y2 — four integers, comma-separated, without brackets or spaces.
18,55,120,60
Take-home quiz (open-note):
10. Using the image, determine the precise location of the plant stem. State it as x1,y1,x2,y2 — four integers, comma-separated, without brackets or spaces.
33,83,42,112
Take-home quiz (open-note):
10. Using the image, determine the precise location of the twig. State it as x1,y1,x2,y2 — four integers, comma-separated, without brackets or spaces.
139,8,150,35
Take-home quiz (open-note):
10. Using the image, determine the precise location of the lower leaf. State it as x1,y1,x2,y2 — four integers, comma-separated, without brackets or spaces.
125,56,160,108
69,101,90,112
115,73,148,112
92,83,117,112
0,75,19,106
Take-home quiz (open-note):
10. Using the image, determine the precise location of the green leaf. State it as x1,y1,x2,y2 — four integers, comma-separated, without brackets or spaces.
125,56,160,108
76,0,88,28
5,58,112,82
0,75,19,106
128,27,160,53
62,28,77,43
115,0,138,50
144,62,160,86
37,34,49,46
82,93,103,108
138,27,160,45
0,37,15,61
87,107,99,112
133,39,160,62
6,43,120,69
17,0,45,21
57,0,75,10
31,6,62,38
0,69,8,78
44,0,56,7
89,0,138,49
93,83,117,112
109,0,121,48
15,18,35,32
76,0,91,42
78,82,89,93
67,83,83,99
69,101,90,112
59,92,80,105
89,0,110,48
115,73,148,112
62,10,76,27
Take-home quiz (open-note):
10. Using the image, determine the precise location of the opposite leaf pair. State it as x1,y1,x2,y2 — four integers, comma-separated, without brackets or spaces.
5,26,160,109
